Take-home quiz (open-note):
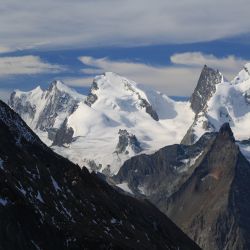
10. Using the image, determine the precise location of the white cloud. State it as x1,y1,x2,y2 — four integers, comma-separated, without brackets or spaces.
64,77,94,88
63,53,248,96
67,56,200,96
0,55,64,76
170,52,248,78
0,0,250,50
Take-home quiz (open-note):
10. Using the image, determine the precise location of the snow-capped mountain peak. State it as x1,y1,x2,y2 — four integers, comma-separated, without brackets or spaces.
47,80,84,99
9,81,86,144
88,72,159,121
182,63,250,149
9,73,194,175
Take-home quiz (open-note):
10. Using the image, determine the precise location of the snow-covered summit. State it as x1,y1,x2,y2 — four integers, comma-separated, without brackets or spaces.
85,72,159,120
9,73,194,175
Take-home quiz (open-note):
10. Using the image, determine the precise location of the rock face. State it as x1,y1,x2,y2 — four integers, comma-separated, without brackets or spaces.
9,80,84,137
52,118,74,146
166,123,250,249
115,129,142,155
0,100,199,250
122,78,159,121
9,91,36,120
182,65,222,145
114,123,250,250
190,65,222,115
37,81,78,131
244,89,250,104
138,97,159,121
84,79,99,107
114,132,216,199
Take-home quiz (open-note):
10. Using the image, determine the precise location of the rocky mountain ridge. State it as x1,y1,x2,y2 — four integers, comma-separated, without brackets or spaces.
182,63,250,150
114,123,250,249
0,99,200,250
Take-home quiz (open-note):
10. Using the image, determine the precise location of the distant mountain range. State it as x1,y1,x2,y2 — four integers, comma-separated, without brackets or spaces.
9,72,194,175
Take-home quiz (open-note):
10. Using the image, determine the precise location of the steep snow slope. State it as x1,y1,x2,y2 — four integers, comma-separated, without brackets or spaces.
9,72,194,175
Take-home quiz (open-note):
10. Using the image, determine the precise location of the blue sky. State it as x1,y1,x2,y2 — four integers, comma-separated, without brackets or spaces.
0,0,250,101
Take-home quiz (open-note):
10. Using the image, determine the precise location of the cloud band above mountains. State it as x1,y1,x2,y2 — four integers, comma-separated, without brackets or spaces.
63,52,247,96
0,0,250,51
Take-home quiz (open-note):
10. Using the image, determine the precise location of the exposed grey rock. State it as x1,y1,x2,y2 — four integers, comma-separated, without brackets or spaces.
190,65,222,115
244,89,250,104
84,80,99,107
9,92,36,121
36,81,78,131
47,128,58,142
9,81,80,135
52,118,74,146
9,81,82,149
123,80,159,121
243,65,250,75
115,129,142,155
182,65,222,145
85,159,102,172
139,98,159,121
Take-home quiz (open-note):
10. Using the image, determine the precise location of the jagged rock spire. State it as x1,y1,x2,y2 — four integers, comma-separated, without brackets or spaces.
190,65,222,115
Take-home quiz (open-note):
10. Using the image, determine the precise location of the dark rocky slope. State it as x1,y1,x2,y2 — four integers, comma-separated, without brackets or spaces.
166,124,250,249
0,100,199,250
114,132,216,202
114,123,250,250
